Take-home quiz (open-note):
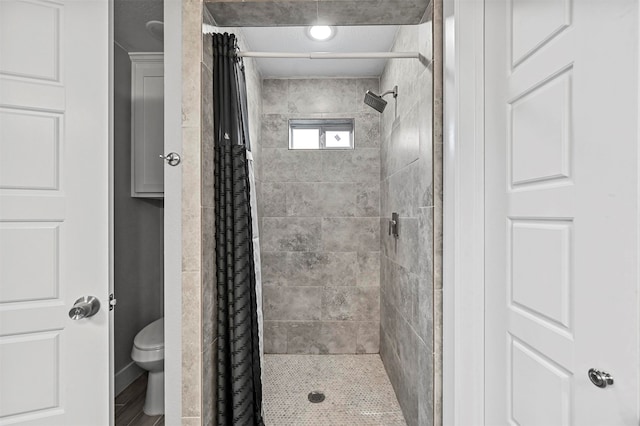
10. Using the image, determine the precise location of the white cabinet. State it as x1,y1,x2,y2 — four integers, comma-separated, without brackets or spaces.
130,53,164,198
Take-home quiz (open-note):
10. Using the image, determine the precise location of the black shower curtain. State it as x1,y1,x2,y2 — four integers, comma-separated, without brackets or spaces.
212,32,264,426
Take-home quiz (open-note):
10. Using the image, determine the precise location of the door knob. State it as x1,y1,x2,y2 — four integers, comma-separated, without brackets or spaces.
159,152,181,166
588,368,614,388
68,296,101,320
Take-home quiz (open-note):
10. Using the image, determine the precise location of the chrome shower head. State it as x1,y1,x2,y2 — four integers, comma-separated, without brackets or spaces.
363,86,398,113
364,91,387,113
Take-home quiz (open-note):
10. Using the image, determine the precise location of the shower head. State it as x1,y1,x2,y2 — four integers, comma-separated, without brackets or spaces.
363,86,398,113
364,91,387,113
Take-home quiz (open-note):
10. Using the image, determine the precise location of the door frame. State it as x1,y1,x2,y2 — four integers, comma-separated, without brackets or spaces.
108,0,183,422
109,0,115,423
442,0,485,424
162,0,182,423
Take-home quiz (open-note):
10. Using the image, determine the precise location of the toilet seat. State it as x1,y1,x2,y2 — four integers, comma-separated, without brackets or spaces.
134,318,164,350
131,318,164,364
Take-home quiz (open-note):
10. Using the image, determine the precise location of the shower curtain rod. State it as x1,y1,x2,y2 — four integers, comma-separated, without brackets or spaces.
236,51,423,59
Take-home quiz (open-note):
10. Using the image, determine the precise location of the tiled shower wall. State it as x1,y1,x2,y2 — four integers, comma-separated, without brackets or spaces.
199,7,264,425
379,22,435,426
260,78,382,354
180,1,204,424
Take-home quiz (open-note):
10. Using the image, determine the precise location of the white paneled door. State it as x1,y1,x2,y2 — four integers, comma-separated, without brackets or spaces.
485,0,639,424
0,0,110,425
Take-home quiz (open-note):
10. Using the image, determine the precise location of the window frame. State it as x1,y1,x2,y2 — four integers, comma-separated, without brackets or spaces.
288,118,355,150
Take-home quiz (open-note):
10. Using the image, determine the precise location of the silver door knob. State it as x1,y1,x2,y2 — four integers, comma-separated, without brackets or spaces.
159,152,181,166
68,296,101,320
588,368,614,388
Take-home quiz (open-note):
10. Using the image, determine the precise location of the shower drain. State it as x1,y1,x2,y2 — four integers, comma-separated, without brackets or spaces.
308,391,325,403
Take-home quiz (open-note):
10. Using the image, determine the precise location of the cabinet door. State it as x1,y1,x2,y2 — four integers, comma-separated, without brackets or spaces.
131,54,164,198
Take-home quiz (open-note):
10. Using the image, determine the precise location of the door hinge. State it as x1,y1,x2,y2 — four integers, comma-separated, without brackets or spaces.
109,293,117,311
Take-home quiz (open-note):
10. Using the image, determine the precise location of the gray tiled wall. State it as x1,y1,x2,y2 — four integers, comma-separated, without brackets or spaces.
379,23,435,426
260,78,382,355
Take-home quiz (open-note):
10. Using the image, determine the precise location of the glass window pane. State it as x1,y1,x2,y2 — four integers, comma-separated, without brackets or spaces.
291,128,320,149
288,119,354,150
325,130,352,148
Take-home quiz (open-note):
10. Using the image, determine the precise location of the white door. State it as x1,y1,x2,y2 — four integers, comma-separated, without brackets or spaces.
485,0,639,424
0,0,110,425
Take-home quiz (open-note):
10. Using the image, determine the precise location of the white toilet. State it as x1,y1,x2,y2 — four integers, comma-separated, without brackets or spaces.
131,317,165,415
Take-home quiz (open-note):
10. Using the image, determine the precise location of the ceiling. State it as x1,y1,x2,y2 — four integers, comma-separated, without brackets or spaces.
114,0,163,52
113,0,421,78
240,26,399,78
205,0,430,27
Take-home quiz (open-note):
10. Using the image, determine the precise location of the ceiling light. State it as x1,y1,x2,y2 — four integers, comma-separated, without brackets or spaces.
307,26,336,41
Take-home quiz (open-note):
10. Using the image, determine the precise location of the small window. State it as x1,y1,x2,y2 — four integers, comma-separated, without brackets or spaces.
289,119,354,150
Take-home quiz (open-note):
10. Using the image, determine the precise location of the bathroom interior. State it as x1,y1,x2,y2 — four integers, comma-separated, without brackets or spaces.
113,0,439,424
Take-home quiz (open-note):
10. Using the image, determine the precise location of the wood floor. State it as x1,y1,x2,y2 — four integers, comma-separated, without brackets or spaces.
115,374,164,426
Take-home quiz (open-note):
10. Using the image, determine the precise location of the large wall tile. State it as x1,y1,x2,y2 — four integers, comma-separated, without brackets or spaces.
417,273,434,347
201,65,215,210
322,149,380,183
398,217,421,274
263,321,287,354
418,207,434,279
262,251,358,287
385,319,420,426
202,341,216,426
356,321,380,354
380,177,390,216
261,114,289,148
355,112,382,147
380,325,419,426
262,217,321,252
321,286,380,321
418,339,434,426
386,104,420,177
380,217,393,260
394,310,419,375
355,182,380,217
202,32,213,72
388,162,417,217
287,182,356,217
417,69,434,210
263,286,323,320
322,217,379,252
357,251,380,286
380,296,398,354
262,182,287,217
202,207,216,348
380,327,396,375
287,321,358,354
182,272,201,417
382,217,420,274
263,79,289,113
380,133,391,180
262,148,323,182
381,256,419,328
417,158,433,210
288,78,358,113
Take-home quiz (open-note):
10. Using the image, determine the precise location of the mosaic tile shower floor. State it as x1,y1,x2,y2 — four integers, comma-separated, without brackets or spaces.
263,354,407,425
